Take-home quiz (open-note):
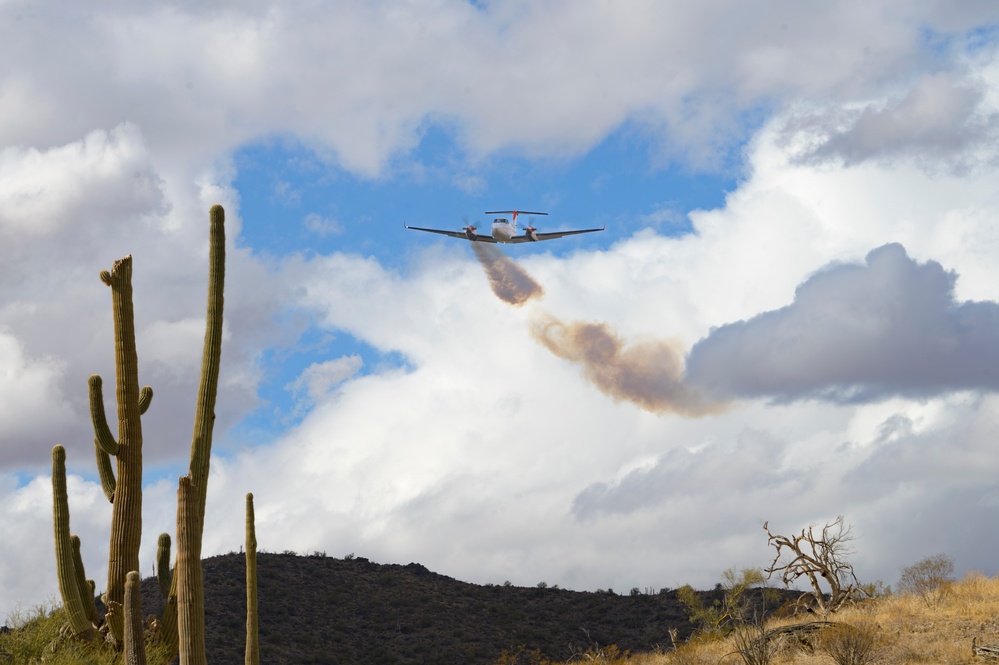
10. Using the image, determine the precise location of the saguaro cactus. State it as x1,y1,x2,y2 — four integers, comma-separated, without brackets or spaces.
90,375,153,504
164,203,227,662
245,492,259,665
177,475,206,665
188,204,225,535
123,571,147,665
70,535,97,623
91,255,150,635
51,445,94,639
157,533,172,597
51,205,227,659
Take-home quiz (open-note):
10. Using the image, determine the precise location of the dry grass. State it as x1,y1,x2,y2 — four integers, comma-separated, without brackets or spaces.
606,572,999,665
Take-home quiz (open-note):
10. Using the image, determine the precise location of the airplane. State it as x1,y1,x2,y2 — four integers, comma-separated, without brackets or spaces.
405,210,604,244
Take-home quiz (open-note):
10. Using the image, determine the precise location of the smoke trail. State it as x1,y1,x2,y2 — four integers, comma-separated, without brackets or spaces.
530,313,725,417
469,245,723,416
471,242,545,306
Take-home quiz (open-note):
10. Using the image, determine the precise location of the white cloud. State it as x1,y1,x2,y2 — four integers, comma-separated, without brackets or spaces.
685,243,999,402
0,126,286,472
0,330,74,466
2,2,998,175
302,212,342,237
287,355,363,404
783,72,999,170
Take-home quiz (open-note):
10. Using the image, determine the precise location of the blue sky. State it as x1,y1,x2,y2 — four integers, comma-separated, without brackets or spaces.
4,0,999,622
229,129,735,444
232,126,733,261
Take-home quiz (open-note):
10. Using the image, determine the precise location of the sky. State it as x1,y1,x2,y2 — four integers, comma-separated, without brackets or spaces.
4,0,999,620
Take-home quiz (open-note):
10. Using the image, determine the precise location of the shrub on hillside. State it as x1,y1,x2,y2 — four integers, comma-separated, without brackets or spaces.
820,623,879,665
898,554,954,608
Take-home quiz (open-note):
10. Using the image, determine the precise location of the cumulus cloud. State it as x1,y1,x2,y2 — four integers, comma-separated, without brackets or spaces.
2,2,998,175
0,127,288,473
571,427,793,522
287,355,363,405
302,212,342,237
784,73,999,170
0,329,74,462
686,243,999,403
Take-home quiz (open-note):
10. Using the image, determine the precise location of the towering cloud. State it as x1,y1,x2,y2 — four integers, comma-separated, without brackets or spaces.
685,243,999,403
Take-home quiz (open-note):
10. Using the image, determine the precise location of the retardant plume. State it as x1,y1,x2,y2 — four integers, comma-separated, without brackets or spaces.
530,313,726,417
469,247,723,416
471,242,545,305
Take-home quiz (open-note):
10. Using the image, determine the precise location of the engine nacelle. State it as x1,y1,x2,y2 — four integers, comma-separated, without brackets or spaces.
524,226,539,242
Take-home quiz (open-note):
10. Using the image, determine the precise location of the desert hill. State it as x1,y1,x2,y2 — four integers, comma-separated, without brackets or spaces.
138,551,696,664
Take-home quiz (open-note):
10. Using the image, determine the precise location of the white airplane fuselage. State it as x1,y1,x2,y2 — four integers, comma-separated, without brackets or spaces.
491,218,538,243
491,218,515,242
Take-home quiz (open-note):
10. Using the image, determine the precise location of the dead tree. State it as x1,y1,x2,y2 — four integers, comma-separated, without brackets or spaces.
763,516,860,614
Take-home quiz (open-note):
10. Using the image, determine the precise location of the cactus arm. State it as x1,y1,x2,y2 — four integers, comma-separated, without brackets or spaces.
70,535,97,622
51,446,94,639
94,440,116,503
102,255,146,629
139,386,153,415
158,571,179,658
89,375,119,456
123,571,148,665
105,601,124,647
157,533,172,598
177,475,206,665
188,204,225,535
245,493,259,665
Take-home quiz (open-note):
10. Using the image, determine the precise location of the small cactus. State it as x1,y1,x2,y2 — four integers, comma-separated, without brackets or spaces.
123,571,147,665
157,533,172,598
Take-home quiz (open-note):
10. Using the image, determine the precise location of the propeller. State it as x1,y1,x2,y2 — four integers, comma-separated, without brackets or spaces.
461,215,477,232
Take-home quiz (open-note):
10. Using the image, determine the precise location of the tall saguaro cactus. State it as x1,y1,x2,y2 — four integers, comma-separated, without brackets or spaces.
177,476,206,665
188,204,225,537
245,493,259,665
93,255,149,625
161,203,225,662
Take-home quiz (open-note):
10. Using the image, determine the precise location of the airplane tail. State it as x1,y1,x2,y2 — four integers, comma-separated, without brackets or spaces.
485,210,548,228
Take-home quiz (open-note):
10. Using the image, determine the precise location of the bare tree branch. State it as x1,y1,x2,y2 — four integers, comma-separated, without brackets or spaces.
763,516,860,614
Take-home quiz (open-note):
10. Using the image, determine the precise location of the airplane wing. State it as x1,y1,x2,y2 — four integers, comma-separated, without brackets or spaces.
405,225,498,243
505,227,605,243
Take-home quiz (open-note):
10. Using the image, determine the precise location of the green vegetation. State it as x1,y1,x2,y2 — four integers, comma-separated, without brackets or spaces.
676,567,768,637
0,605,174,665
